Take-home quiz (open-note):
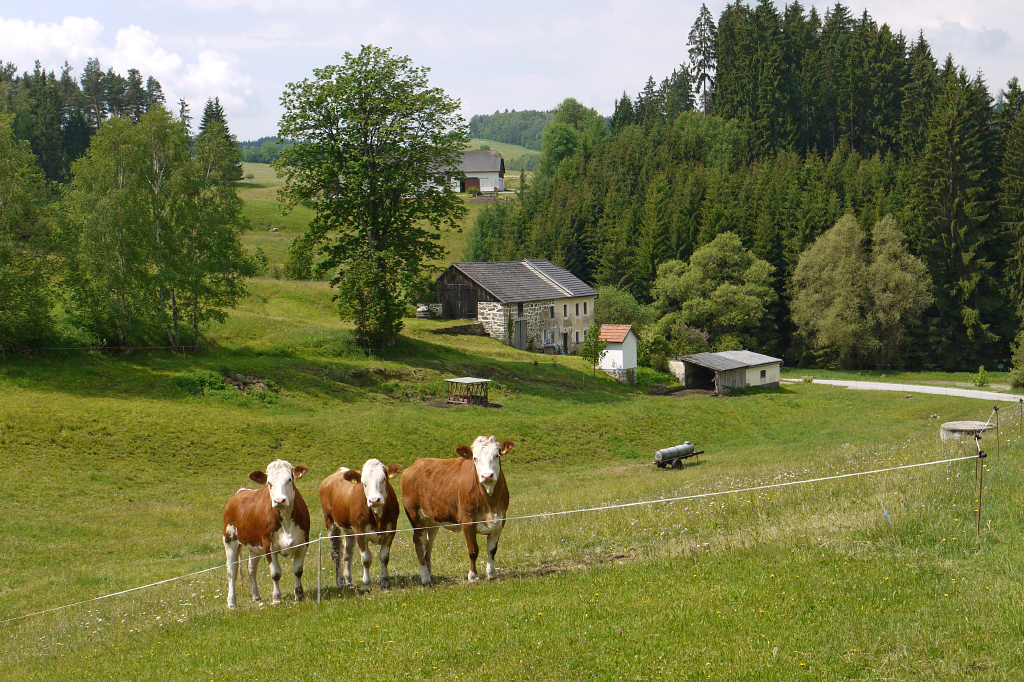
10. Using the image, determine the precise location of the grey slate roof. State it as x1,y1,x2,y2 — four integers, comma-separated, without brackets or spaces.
458,150,504,173
445,259,597,303
527,259,598,297
680,350,783,371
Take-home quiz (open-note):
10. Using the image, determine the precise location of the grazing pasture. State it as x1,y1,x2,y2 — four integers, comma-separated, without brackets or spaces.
238,162,484,275
2,279,1024,680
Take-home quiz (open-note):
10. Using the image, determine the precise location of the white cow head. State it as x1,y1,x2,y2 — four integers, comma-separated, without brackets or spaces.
457,435,514,495
343,459,403,518
250,460,308,509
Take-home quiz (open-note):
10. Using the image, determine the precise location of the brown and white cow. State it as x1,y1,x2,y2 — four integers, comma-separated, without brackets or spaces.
401,435,512,585
319,459,403,592
222,460,310,608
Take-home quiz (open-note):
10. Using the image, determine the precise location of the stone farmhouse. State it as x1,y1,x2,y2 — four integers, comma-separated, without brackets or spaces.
435,259,597,353
450,150,505,193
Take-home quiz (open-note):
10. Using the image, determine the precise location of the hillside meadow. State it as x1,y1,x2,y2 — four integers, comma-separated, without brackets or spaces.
239,161,502,276
3,277,1024,680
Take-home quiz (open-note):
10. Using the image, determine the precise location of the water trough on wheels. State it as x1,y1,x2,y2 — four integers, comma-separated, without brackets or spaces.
654,441,704,469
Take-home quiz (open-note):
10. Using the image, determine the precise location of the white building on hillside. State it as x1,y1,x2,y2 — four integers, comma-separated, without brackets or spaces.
597,324,638,384
451,150,505,192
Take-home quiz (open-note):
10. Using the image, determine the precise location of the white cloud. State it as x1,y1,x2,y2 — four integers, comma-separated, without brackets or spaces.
182,50,253,112
0,15,104,65
109,25,182,76
0,14,257,118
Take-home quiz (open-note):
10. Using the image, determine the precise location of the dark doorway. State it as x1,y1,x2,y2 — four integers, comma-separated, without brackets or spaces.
562,332,569,354
439,283,479,319
684,363,716,390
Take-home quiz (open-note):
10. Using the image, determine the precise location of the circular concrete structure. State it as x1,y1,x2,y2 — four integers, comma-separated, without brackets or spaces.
939,420,994,441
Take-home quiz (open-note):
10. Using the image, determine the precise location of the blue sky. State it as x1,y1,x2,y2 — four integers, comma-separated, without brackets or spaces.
1,1,1020,140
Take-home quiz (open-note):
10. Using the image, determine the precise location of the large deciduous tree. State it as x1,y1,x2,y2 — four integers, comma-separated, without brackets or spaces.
651,231,776,350
790,214,874,368
275,46,467,347
0,112,54,347
791,214,932,369
62,105,257,349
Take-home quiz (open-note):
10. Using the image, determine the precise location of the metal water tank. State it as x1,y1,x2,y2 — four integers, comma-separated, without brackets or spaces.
654,441,695,464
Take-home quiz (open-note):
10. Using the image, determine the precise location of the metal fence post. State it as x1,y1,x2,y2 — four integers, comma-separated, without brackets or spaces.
317,532,322,605
995,406,1000,459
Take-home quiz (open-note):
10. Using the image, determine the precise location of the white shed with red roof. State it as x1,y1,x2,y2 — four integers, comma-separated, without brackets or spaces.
598,324,638,384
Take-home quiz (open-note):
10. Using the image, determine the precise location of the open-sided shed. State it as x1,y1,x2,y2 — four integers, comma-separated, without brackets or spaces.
675,350,783,395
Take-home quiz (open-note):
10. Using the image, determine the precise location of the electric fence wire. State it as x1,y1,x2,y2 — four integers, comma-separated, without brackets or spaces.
0,453,983,626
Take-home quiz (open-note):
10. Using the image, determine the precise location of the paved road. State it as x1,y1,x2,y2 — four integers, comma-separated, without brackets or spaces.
782,378,1024,403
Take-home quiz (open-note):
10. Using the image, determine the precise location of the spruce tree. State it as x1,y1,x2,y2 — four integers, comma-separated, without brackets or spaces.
687,3,718,115
199,97,227,136
914,65,998,365
611,92,635,131
1001,110,1024,316
631,174,671,300
898,33,939,158
198,97,242,180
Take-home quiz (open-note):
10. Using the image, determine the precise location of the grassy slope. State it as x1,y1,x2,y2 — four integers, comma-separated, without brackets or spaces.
468,137,540,174
238,162,479,272
4,245,1024,676
5,286,1024,679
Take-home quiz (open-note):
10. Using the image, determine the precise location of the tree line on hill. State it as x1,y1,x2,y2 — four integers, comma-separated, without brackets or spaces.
0,58,168,183
1,58,257,350
239,136,295,164
468,110,552,151
468,0,1024,374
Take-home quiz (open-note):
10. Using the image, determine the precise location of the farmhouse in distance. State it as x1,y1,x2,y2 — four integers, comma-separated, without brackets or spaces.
435,259,596,353
450,149,505,192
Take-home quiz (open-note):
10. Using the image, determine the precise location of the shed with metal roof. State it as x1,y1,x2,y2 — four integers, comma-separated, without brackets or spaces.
673,350,783,394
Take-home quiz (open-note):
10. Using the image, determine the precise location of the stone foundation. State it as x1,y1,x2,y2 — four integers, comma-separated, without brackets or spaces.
602,367,637,384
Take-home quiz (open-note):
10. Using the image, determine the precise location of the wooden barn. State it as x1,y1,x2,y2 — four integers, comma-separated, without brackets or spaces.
435,260,597,353
673,350,782,395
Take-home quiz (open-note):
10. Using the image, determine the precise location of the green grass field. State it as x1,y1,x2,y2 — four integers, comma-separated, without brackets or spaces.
3,272,1024,679
238,162,483,274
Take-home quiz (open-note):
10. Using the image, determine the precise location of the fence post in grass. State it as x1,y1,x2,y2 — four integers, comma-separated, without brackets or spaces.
995,406,1000,459
976,441,987,537
317,532,322,605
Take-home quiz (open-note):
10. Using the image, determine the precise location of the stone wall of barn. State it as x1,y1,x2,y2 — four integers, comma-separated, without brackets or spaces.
478,297,597,353
477,302,508,340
